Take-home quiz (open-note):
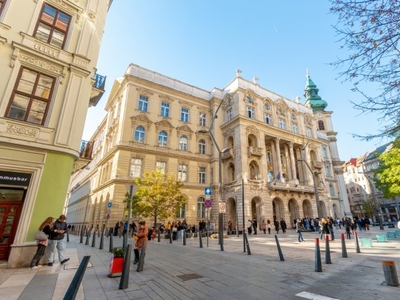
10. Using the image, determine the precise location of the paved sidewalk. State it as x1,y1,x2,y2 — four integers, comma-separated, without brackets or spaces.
0,226,399,300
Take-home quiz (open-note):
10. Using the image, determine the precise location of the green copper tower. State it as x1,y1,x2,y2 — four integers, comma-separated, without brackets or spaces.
304,75,327,112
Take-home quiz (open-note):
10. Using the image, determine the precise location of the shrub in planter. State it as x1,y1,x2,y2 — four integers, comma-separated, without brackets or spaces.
110,247,125,258
109,248,125,277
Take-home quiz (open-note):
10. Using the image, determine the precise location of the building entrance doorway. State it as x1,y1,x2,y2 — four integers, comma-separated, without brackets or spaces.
0,188,25,260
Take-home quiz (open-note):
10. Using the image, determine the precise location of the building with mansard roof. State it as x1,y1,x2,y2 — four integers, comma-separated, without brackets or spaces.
67,64,351,233
0,0,112,267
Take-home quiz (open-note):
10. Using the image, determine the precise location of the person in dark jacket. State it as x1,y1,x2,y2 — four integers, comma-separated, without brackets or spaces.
29,217,54,268
46,214,69,266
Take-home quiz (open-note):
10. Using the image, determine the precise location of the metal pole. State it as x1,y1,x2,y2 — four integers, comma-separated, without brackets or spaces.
242,178,245,253
235,196,239,237
364,173,384,230
206,209,209,247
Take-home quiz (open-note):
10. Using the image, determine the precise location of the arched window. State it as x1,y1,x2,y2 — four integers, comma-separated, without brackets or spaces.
179,135,188,151
227,162,235,181
176,204,186,218
249,161,259,180
318,120,325,130
158,131,168,147
134,126,145,143
198,139,206,154
197,197,206,218
329,184,335,197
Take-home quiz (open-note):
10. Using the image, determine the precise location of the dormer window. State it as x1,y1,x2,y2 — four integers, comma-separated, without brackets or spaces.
246,95,253,104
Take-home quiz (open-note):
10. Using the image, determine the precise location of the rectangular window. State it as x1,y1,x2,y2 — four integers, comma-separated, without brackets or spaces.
279,118,286,129
0,0,6,15
6,67,55,125
199,112,206,126
181,107,189,122
306,127,312,137
198,167,206,184
178,164,187,182
34,3,71,49
227,108,232,121
160,102,170,117
197,199,205,218
292,123,298,133
130,158,142,178
176,205,186,218
156,161,166,174
138,95,148,112
247,106,254,119
264,113,272,125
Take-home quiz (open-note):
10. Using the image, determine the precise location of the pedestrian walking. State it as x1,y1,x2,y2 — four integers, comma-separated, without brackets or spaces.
280,218,287,233
274,219,280,234
267,220,271,234
46,214,70,266
29,217,53,268
260,220,266,234
296,219,304,242
133,220,148,265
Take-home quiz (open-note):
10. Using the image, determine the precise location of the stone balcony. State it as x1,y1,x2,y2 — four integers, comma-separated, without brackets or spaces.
267,181,315,193
222,149,234,160
248,146,263,157
312,161,323,169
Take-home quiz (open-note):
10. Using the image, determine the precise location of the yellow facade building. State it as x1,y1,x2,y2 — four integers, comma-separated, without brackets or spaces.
0,0,111,267
67,64,351,233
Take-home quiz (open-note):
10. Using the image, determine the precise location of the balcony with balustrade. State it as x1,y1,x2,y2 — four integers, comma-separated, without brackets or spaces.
90,72,106,106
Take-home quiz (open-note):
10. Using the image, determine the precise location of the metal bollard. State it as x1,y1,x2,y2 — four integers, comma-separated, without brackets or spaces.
199,231,203,248
244,233,251,255
315,238,322,272
63,255,91,300
169,231,172,244
325,234,332,264
183,229,186,246
119,244,132,290
85,231,90,245
91,231,96,247
99,230,104,250
67,230,70,242
341,233,348,258
382,260,399,287
354,231,361,253
274,235,284,261
157,230,161,243
79,228,84,244
109,233,114,253
137,246,146,272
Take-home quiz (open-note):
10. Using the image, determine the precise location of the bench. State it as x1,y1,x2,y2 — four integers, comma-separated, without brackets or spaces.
376,234,387,242
360,237,373,247
395,230,400,237
387,232,396,239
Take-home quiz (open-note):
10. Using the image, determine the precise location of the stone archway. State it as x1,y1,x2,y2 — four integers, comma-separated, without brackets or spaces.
227,197,237,231
302,199,313,218
272,197,285,221
288,199,299,228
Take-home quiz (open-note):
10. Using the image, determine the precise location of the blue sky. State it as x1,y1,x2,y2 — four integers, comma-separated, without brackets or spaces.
84,0,390,160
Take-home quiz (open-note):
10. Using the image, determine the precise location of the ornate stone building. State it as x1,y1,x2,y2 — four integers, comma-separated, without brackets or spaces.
67,64,351,233
0,0,111,266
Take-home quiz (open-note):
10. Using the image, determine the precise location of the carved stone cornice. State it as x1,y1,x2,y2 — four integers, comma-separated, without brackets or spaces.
176,124,193,138
5,123,39,138
136,87,154,97
155,118,173,133
246,125,259,138
131,113,152,129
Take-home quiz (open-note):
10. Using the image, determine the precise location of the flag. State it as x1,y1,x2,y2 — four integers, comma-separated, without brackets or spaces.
276,172,281,180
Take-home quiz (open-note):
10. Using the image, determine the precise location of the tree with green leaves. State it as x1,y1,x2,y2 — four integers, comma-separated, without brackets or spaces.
374,145,400,198
133,169,188,227
362,198,376,218
330,0,400,139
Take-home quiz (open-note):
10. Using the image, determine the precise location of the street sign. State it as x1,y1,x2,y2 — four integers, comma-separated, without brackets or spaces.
107,202,112,208
204,199,212,209
219,202,226,213
204,187,212,195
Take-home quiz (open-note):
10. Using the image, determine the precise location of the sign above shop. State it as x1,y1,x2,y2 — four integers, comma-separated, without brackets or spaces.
0,171,32,186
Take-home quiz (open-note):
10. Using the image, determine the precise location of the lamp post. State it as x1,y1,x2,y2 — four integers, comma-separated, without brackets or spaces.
124,184,133,247
197,99,229,251
297,159,322,219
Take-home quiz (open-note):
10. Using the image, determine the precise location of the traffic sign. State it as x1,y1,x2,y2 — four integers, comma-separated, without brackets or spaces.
204,187,212,195
107,202,112,208
204,199,212,209
219,202,226,213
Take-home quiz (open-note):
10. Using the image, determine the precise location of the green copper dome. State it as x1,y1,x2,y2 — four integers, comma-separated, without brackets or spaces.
304,75,327,112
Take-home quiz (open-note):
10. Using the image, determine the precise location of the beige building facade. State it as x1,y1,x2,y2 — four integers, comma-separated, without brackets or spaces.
67,64,351,233
0,0,111,266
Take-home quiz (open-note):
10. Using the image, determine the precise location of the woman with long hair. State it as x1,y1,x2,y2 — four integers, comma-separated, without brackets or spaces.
29,217,54,269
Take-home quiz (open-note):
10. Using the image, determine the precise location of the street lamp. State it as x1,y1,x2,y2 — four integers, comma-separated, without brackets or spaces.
197,98,230,251
124,184,134,247
297,159,322,219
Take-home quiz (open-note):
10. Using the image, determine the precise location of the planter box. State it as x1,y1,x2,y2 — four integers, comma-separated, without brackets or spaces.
108,256,124,277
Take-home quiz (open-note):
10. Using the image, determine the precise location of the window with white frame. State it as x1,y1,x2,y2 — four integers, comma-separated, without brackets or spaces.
134,126,145,143
130,158,142,178
198,139,206,154
197,197,206,218
181,107,189,122
138,95,148,112
198,167,206,183
306,127,312,137
292,123,298,133
199,112,206,126
160,102,170,117
279,118,286,129
176,204,186,218
322,146,328,158
264,113,272,125
178,164,187,182
329,184,335,197
34,3,71,49
247,106,255,119
158,130,168,147
227,108,232,121
325,164,332,177
156,161,166,174
179,135,188,151
246,95,253,104
264,103,270,110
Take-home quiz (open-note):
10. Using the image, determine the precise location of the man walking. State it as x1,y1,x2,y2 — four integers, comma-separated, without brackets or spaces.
47,214,69,266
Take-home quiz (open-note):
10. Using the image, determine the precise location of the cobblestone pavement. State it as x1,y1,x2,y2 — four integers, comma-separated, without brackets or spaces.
0,226,399,299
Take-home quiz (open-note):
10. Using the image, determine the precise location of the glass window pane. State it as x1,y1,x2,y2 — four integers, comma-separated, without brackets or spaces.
42,4,56,24
55,12,70,31
17,69,37,94
35,74,53,99
36,24,51,43
27,100,46,124
8,95,30,120
51,29,65,48
3,225,11,234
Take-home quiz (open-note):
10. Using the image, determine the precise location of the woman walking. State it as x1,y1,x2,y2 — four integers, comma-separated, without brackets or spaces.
133,220,148,265
29,217,54,269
